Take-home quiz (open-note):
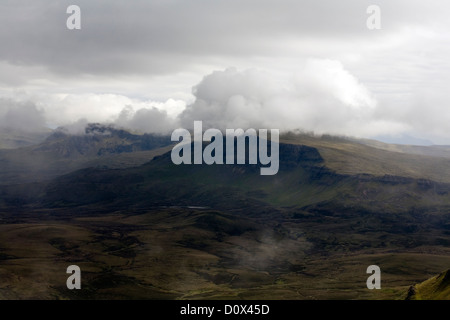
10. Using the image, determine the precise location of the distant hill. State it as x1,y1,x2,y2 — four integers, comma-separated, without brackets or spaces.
1,131,449,212
39,123,172,158
406,269,450,300
4,140,445,216
350,136,450,159
281,133,450,183
0,127,52,149
371,134,434,146
2,127,449,185
0,123,173,185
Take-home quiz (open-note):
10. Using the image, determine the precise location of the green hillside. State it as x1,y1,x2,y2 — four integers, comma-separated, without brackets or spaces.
406,269,450,300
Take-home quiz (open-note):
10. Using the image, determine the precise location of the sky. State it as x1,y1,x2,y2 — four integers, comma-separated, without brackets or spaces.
1,0,450,144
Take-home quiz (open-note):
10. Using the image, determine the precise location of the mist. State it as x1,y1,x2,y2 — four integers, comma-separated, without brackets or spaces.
0,98,46,132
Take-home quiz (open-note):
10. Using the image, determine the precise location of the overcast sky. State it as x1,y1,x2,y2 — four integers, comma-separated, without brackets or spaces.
1,0,450,144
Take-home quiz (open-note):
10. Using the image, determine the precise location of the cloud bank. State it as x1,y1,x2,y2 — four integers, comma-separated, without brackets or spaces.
0,60,412,140
180,61,383,136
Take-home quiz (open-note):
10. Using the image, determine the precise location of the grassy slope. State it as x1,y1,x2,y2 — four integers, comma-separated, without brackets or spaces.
354,137,450,159
281,134,450,183
406,269,450,300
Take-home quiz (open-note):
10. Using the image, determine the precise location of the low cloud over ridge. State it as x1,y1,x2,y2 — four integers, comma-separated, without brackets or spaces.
180,60,383,136
0,59,445,144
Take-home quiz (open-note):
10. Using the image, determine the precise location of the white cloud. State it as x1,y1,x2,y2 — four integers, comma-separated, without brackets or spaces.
0,92,185,134
180,62,394,138
115,104,177,134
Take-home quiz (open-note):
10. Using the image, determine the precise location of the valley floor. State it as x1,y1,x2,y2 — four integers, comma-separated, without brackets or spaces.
1,206,449,300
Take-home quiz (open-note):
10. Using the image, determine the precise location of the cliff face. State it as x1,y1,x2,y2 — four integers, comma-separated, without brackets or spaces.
40,123,172,157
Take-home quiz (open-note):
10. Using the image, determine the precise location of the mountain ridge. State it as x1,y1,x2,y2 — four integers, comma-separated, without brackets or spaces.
0,124,173,185
1,140,448,216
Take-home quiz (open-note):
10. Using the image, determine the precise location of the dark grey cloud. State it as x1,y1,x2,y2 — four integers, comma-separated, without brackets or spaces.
0,0,442,77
